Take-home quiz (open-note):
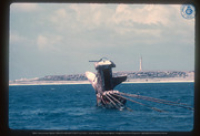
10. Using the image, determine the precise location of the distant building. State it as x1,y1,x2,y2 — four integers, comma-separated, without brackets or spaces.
139,56,142,71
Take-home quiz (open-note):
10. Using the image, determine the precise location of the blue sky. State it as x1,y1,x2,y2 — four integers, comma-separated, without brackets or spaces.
9,3,195,80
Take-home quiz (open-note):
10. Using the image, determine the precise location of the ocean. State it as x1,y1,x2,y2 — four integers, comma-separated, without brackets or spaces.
9,82,194,131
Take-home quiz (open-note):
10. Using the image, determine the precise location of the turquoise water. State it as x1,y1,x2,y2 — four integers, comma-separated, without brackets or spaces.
9,83,194,131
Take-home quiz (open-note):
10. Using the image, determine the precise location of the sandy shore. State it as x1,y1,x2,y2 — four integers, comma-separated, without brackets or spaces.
9,79,194,86
9,81,90,86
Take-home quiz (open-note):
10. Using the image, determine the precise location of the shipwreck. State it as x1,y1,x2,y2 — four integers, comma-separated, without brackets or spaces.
85,57,193,112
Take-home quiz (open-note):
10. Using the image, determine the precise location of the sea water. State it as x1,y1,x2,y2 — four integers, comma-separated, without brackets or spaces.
9,83,194,131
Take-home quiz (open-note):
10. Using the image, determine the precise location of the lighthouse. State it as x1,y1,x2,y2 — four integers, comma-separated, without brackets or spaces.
139,56,142,71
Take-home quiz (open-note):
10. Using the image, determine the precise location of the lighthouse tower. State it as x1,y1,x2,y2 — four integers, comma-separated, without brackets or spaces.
139,56,142,71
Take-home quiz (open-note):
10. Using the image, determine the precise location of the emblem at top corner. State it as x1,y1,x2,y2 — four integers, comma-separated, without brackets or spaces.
181,4,195,20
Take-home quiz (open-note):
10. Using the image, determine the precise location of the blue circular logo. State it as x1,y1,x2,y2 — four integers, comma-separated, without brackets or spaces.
181,5,195,19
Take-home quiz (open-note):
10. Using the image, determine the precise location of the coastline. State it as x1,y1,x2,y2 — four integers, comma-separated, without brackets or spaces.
9,79,194,86
9,81,90,86
9,71,194,86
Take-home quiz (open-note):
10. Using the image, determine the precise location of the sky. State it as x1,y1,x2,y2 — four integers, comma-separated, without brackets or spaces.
9,3,195,80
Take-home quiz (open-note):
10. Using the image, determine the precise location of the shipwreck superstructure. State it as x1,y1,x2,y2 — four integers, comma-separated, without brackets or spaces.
85,58,127,109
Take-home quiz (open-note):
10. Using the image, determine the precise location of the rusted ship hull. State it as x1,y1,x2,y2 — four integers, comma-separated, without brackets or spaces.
96,90,127,109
